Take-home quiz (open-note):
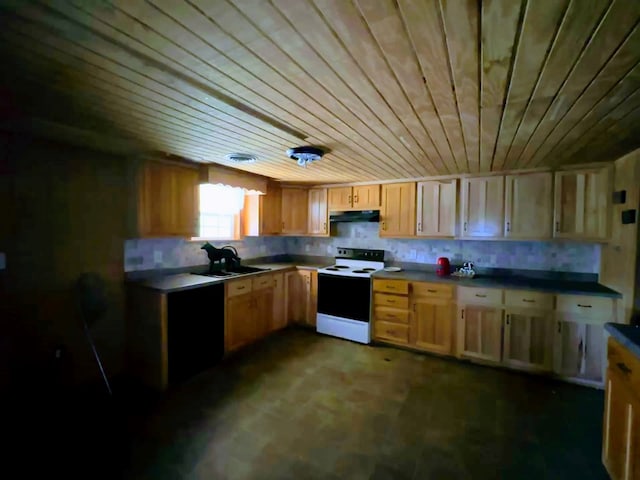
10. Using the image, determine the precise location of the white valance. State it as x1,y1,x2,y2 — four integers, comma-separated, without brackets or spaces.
201,164,268,194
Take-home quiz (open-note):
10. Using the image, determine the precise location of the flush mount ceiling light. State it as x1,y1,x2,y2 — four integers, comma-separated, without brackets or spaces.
286,146,325,167
225,153,257,164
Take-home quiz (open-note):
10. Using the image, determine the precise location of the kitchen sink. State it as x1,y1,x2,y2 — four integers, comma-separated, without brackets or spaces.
226,265,270,274
190,266,270,278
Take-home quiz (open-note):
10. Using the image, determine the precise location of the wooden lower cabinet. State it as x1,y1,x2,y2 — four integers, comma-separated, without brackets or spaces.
226,293,256,353
254,287,274,339
271,273,286,330
553,317,605,386
375,321,409,344
502,309,552,372
411,298,453,355
603,338,640,480
458,305,503,363
285,269,317,327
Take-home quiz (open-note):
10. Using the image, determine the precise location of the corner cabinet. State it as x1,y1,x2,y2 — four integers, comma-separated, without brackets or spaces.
603,338,640,480
380,182,416,237
137,161,199,238
505,172,553,239
460,176,504,238
285,269,317,327
416,179,457,237
553,167,610,240
308,188,329,236
281,188,308,234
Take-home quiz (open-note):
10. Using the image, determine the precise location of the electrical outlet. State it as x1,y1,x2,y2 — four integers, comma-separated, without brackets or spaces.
305,244,311,252
0,252,5,270
153,250,163,263
409,249,417,260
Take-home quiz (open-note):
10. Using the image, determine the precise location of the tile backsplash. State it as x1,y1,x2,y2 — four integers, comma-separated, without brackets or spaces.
125,223,601,274
125,236,287,272
286,223,601,273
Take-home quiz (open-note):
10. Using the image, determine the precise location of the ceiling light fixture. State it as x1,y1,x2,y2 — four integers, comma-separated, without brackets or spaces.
287,146,325,167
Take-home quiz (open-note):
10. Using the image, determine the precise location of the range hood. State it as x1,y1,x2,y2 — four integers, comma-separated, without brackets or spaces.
329,210,380,223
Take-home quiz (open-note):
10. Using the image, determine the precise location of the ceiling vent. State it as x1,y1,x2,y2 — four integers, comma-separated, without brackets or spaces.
225,153,257,164
287,146,325,167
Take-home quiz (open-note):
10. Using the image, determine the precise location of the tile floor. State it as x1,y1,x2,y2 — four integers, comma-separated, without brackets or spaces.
124,329,608,479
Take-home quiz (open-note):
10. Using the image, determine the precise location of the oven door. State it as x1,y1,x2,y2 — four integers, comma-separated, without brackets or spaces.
317,273,371,322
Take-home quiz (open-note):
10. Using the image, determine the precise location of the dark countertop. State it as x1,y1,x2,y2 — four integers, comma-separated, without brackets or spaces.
605,323,640,359
372,270,622,298
129,261,328,293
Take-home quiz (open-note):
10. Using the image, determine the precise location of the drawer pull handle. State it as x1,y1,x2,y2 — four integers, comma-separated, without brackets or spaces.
522,299,535,303
617,362,632,375
475,294,487,298
387,300,396,304
386,286,396,290
237,286,245,290
577,304,592,308
427,289,437,293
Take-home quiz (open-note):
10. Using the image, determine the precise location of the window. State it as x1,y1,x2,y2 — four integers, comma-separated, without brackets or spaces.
196,184,245,240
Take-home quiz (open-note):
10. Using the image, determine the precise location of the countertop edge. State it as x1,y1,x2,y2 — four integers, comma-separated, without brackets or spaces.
605,323,640,360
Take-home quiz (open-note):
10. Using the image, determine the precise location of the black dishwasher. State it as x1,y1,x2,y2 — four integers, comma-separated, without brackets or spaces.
167,283,225,385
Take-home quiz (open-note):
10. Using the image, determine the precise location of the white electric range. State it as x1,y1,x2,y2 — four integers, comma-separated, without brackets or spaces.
316,248,385,344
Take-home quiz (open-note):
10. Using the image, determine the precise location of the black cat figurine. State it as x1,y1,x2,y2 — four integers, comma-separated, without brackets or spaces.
201,242,241,271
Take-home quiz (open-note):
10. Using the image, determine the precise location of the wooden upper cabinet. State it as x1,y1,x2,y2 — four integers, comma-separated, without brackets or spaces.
505,172,552,239
328,184,380,210
416,179,457,237
554,167,610,240
138,161,199,238
352,184,380,209
261,185,282,235
328,186,353,210
308,188,329,236
281,188,308,234
381,182,416,237
460,176,504,238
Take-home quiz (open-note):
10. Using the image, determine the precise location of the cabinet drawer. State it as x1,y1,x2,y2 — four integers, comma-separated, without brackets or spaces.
608,337,640,394
374,293,409,309
556,295,613,316
458,287,502,306
504,290,554,310
375,321,409,344
374,307,409,324
373,279,409,294
412,282,454,299
227,278,253,298
252,275,274,290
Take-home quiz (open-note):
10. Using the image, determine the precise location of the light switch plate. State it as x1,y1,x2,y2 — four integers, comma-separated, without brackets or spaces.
0,252,5,270
153,250,163,263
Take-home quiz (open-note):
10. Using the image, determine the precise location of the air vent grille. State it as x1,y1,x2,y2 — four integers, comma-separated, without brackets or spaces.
225,153,257,164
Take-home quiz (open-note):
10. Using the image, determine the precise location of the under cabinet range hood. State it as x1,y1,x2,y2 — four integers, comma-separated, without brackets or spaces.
329,210,380,223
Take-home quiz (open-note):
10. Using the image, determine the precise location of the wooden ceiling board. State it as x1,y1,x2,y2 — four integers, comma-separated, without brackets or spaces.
529,26,640,167
490,0,570,171
438,0,481,173
1,0,640,181
398,0,469,173
515,0,640,168
501,0,612,169
480,0,523,171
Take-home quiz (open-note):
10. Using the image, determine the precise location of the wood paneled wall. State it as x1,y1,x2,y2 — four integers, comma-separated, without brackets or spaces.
0,134,129,391
600,148,640,323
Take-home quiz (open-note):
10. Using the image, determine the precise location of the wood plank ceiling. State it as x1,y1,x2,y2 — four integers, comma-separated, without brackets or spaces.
1,0,639,182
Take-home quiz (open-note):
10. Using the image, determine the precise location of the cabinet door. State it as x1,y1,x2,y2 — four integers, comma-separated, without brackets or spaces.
505,172,552,239
554,168,609,240
261,186,282,235
272,273,286,330
140,162,174,236
226,294,255,352
603,369,638,480
281,188,308,234
416,180,456,237
328,186,353,210
285,270,304,325
503,309,552,371
381,182,416,237
553,318,605,385
459,305,503,363
296,270,316,327
412,298,453,355
307,270,318,327
173,166,199,237
308,188,328,235
461,176,504,238
353,184,380,209
254,288,274,340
